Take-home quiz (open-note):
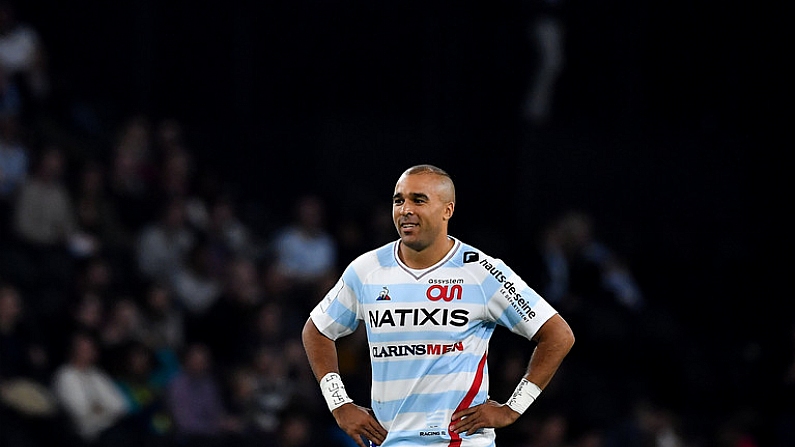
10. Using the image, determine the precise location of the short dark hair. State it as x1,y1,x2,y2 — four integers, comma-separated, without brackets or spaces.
402,164,451,179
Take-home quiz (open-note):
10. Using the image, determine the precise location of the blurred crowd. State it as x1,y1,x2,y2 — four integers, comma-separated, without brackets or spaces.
0,3,792,447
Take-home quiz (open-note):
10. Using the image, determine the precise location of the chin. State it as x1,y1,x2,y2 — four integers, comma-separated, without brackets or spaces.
400,236,426,251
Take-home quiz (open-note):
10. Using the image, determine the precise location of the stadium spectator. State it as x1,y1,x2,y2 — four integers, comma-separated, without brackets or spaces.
224,365,269,446
204,194,258,265
51,331,130,447
0,282,49,382
166,342,243,447
246,300,288,353
72,256,114,304
154,144,211,236
9,144,76,313
135,197,195,284
0,284,62,447
72,159,130,258
268,193,337,312
538,209,644,312
246,346,299,435
137,281,183,388
200,256,264,369
64,293,105,340
99,297,145,375
0,1,49,110
113,341,173,447
170,238,224,339
138,281,185,354
108,116,158,234
12,144,75,247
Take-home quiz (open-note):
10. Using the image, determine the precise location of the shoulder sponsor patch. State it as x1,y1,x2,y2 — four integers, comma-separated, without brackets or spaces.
463,251,479,263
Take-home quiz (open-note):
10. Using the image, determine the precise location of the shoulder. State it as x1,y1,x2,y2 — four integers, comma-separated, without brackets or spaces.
347,240,397,272
448,238,520,284
334,241,399,291
448,238,501,269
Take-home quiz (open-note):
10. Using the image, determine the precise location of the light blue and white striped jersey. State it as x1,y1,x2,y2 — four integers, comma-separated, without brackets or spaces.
310,237,558,447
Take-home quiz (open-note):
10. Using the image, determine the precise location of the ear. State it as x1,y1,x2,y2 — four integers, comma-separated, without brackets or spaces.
443,202,455,221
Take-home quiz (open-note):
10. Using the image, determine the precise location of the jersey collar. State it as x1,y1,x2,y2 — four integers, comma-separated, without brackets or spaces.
394,236,461,280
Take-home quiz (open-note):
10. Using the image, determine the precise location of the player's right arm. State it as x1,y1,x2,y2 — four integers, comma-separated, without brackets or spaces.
302,318,388,447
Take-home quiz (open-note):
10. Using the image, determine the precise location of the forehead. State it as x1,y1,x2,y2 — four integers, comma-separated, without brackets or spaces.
394,173,443,195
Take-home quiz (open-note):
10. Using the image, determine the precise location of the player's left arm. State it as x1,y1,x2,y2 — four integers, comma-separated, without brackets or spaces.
450,314,574,435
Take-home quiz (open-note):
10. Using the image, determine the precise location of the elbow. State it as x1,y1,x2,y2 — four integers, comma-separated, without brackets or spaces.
551,315,575,355
557,315,575,352
562,325,575,354
535,314,575,355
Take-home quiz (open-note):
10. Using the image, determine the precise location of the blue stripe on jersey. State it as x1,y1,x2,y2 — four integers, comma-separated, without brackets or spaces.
495,306,526,331
325,297,358,331
367,328,490,343
374,389,489,420
479,265,507,302
371,353,489,382
367,319,496,345
342,265,364,292
376,242,398,267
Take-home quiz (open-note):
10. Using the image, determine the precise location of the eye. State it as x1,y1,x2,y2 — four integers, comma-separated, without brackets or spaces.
393,198,404,205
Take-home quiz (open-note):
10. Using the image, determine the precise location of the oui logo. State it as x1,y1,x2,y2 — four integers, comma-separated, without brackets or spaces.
426,284,463,302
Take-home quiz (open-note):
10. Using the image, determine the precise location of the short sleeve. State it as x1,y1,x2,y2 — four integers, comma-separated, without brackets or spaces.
309,271,361,340
483,259,558,340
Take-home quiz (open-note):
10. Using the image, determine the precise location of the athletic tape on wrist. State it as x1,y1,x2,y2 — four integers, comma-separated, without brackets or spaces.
320,372,354,412
505,378,542,415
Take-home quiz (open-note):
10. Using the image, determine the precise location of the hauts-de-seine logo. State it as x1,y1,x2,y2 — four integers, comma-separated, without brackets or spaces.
376,286,391,301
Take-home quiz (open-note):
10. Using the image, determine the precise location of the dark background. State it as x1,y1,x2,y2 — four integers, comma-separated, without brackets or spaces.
19,0,777,312
8,0,786,440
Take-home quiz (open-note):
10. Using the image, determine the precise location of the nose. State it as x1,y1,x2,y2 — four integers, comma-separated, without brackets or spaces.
400,203,414,216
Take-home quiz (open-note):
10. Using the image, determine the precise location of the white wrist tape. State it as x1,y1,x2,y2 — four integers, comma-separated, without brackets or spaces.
320,372,354,412
505,378,542,414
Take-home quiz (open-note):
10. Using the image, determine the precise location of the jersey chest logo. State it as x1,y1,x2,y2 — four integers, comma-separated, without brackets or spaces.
368,308,470,328
426,284,462,301
376,286,391,301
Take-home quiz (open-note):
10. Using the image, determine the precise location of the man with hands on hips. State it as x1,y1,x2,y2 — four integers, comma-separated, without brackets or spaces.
302,164,575,446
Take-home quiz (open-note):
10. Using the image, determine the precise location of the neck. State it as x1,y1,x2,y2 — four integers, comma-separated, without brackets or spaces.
399,236,454,269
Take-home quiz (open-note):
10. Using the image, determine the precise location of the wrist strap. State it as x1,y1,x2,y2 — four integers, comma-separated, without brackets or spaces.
320,372,354,412
505,378,542,414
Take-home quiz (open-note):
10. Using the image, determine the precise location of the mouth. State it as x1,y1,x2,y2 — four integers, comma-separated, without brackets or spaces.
399,221,419,232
